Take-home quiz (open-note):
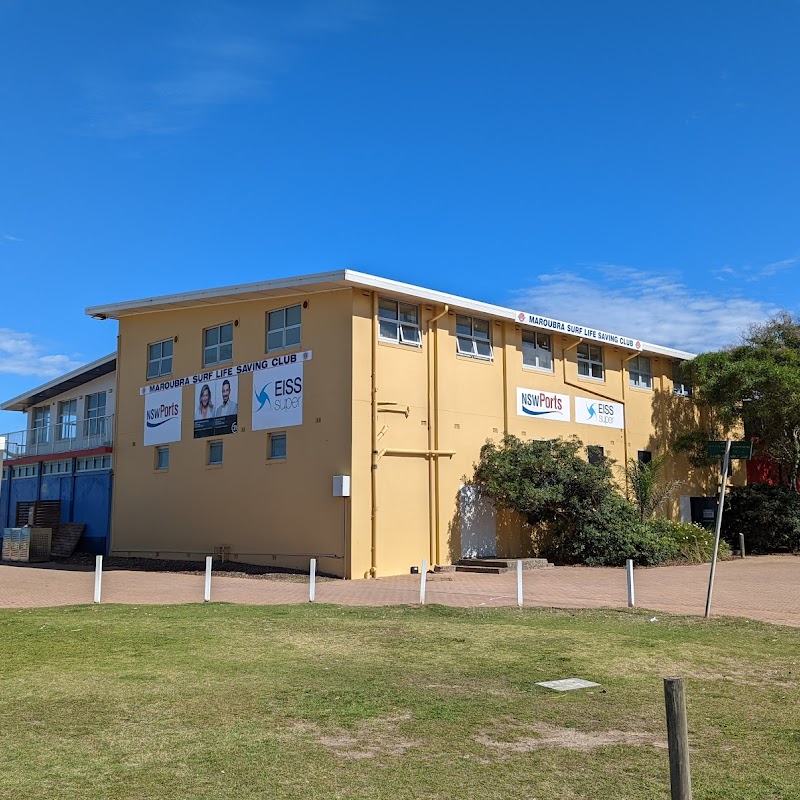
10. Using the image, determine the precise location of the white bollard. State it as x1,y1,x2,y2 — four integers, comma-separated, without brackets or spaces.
419,559,428,605
309,558,316,603
626,559,635,608
204,556,212,602
517,559,524,608
94,555,103,604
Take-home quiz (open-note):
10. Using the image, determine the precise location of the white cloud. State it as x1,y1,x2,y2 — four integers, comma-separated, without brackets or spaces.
511,265,781,354
0,329,83,378
1,233,22,242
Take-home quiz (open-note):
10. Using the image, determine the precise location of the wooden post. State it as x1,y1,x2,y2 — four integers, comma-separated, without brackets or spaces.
626,559,635,608
664,677,693,800
419,559,428,605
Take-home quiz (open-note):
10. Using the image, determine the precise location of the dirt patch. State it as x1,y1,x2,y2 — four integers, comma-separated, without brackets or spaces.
284,713,420,760
476,721,663,754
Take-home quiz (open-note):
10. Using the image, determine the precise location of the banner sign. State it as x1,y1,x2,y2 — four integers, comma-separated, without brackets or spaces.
140,350,313,395
516,388,571,422
574,396,625,429
194,375,239,439
251,360,304,431
514,312,642,351
144,386,183,446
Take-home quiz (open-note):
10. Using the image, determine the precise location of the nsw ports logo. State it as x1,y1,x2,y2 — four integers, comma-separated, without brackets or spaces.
516,389,570,422
146,403,179,428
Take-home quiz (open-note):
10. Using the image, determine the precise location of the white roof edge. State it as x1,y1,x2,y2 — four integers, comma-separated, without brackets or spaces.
85,269,696,360
1,352,117,412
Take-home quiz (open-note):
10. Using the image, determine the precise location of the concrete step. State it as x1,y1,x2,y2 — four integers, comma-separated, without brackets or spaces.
452,557,554,574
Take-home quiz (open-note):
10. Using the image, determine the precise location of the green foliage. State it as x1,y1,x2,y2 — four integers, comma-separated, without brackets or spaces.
685,312,800,488
471,435,720,567
721,484,800,553
649,517,731,563
622,454,683,522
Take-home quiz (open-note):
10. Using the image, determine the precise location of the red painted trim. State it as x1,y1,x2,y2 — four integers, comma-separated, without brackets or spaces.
3,446,112,468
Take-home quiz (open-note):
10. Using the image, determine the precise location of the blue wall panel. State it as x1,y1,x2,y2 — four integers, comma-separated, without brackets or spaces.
73,473,112,555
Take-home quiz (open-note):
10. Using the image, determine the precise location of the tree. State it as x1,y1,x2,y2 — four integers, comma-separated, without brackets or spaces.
622,455,683,523
683,312,800,490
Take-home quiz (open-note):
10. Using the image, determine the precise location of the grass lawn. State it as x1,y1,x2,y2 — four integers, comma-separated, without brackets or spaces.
0,604,798,800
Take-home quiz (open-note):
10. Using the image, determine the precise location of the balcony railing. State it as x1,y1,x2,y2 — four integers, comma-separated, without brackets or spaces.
2,414,114,460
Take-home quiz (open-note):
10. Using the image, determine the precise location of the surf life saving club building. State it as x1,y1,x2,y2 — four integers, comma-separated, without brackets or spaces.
87,270,728,579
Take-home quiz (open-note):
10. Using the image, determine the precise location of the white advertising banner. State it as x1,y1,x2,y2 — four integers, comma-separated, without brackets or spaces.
516,388,571,422
513,312,642,351
251,361,304,431
574,396,625,429
144,386,183,446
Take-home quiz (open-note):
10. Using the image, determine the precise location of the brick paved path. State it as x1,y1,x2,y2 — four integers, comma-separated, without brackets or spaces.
0,555,797,626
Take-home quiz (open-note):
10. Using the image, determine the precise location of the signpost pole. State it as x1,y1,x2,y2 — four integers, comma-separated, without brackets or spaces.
704,438,732,619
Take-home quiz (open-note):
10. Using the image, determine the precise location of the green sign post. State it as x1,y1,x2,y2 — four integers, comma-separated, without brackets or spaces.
705,440,753,460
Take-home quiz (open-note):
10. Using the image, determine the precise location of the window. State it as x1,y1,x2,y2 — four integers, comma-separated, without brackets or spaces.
57,399,77,440
76,455,112,472
269,432,287,460
32,406,50,445
147,338,173,380
522,331,553,371
155,446,170,471
638,450,653,464
587,445,605,465
203,323,233,367
84,392,107,436
42,460,72,475
673,362,693,397
378,298,421,346
456,315,492,359
12,464,39,478
208,440,223,466
629,355,652,390
577,343,604,380
266,305,301,352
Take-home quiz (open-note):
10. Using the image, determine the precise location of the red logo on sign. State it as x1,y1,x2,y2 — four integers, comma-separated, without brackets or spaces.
635,341,641,349
517,312,525,322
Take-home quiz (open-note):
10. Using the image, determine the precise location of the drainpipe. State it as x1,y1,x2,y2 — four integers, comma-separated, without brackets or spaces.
619,351,640,490
427,304,449,567
501,323,509,435
369,293,379,578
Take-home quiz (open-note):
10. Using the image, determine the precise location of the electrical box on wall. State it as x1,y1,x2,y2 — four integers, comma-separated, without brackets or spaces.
332,475,351,497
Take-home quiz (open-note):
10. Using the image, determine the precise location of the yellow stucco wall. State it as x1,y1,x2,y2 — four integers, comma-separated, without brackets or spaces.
111,285,741,579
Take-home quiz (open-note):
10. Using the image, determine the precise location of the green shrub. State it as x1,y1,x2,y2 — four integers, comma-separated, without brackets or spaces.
721,485,800,553
649,517,730,564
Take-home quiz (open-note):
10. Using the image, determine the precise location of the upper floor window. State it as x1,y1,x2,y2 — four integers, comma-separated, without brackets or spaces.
32,406,50,444
522,331,553,371
673,361,693,397
629,355,652,390
456,315,492,360
378,298,421,346
57,399,77,440
85,392,107,436
267,305,301,353
203,323,233,367
147,338,173,380
577,343,604,380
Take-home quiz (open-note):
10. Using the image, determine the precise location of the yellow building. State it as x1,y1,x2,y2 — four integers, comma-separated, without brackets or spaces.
87,270,735,578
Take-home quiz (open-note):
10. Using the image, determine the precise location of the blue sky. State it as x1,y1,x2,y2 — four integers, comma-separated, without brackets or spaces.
2,0,799,432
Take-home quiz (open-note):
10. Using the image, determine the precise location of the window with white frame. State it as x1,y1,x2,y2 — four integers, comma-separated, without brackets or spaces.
629,355,652,390
207,440,223,466
12,464,40,478
57,399,77,440
456,315,492,359
32,406,50,445
76,455,112,472
269,432,287,460
577,343,604,380
147,338,173,379
84,392,107,436
203,323,233,367
673,362,693,397
378,298,421,346
42,460,72,475
266,305,301,352
155,446,169,471
522,330,553,371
